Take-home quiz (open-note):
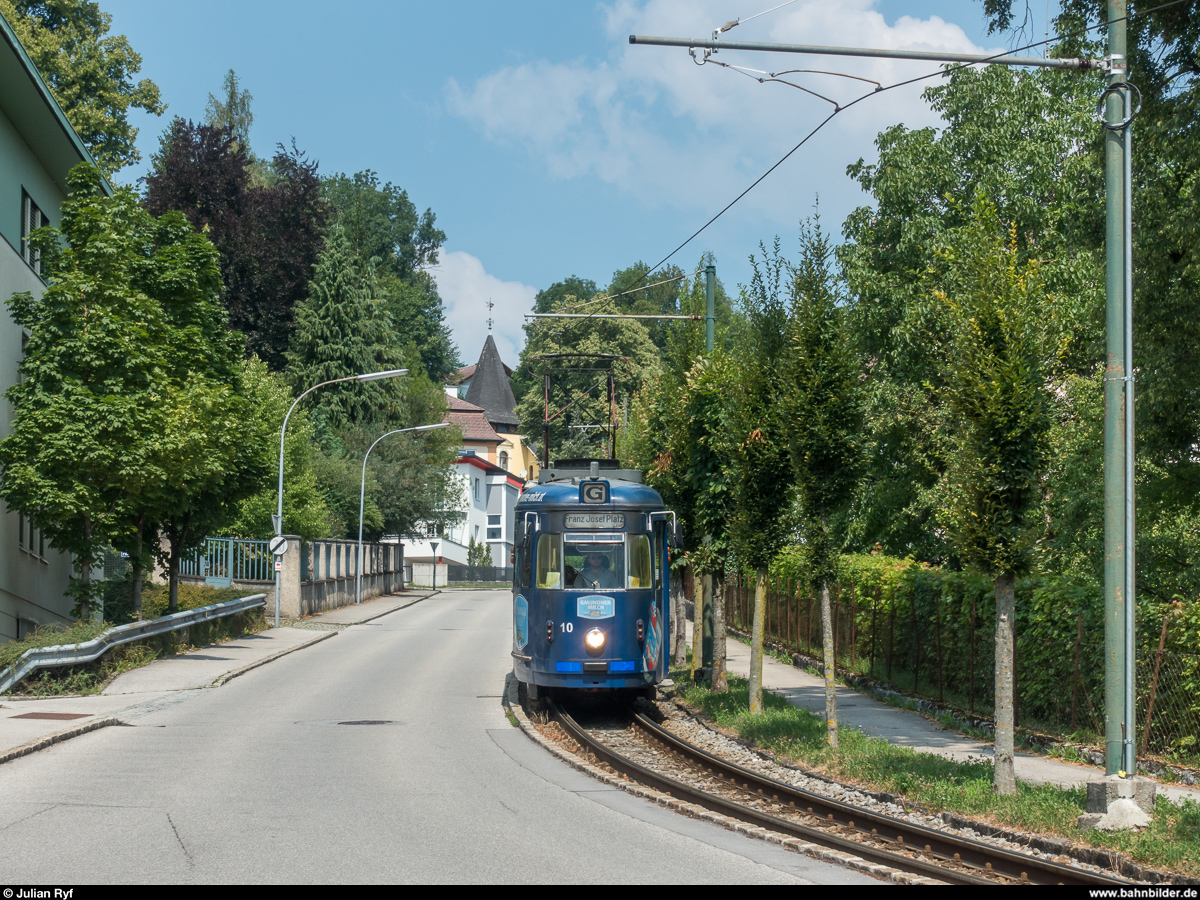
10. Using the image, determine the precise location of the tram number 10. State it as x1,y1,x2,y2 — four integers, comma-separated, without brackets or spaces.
560,622,574,633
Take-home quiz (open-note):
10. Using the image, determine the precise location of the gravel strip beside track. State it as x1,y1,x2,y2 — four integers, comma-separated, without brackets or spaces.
544,697,1134,887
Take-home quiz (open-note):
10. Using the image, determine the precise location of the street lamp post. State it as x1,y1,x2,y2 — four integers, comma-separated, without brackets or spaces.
357,422,451,604
274,369,407,628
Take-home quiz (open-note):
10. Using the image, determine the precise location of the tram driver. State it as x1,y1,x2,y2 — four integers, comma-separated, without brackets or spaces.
570,547,620,591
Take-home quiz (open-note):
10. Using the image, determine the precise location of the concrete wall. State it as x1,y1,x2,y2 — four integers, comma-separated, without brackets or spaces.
299,570,404,616
407,562,447,588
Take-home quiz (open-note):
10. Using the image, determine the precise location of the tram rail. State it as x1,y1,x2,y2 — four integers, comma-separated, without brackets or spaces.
546,698,1134,887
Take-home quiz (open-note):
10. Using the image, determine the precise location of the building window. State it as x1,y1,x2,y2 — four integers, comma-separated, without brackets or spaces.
498,451,509,471
426,522,437,537
17,514,44,560
487,528,501,540
21,191,44,275
474,478,480,500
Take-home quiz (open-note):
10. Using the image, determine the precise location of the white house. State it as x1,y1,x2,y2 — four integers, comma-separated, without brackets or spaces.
404,334,536,575
405,449,522,570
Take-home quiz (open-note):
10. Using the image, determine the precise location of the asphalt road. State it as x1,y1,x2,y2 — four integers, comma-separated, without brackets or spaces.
0,590,880,884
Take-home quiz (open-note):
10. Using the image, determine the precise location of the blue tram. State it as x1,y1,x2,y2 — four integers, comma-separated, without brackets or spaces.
511,460,676,701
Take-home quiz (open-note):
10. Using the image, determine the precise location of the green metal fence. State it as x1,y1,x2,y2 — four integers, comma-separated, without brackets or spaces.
725,571,1200,763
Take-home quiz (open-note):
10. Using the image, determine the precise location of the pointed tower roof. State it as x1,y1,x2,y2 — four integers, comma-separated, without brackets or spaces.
464,334,520,432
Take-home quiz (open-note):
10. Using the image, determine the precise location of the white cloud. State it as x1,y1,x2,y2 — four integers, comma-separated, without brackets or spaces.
432,250,536,371
446,1,997,231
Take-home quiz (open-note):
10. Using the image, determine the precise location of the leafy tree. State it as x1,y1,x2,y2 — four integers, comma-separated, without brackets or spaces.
146,215,267,614
324,169,445,280
322,423,462,542
356,360,461,539
387,272,459,382
220,357,335,542
514,294,660,464
143,121,330,369
607,261,738,357
284,233,461,544
784,218,865,747
934,197,1061,793
0,165,259,617
0,0,165,175
983,1,1199,106
624,259,740,687
533,276,598,314
840,65,1101,566
315,355,461,541
143,119,250,234
518,274,600,413
682,354,740,690
154,378,268,613
604,262,686,353
678,261,739,689
728,240,795,715
979,1,1200,609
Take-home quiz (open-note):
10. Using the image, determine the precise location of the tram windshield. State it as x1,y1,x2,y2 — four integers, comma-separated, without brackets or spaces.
535,533,655,590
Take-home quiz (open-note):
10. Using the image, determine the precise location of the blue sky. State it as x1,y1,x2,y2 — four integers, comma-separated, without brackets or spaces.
101,1,1054,368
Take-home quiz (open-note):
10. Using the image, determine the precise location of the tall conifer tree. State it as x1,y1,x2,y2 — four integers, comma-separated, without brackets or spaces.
285,224,402,429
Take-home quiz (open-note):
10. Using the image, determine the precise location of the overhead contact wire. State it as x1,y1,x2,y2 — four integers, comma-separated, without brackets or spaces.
639,0,1193,278
538,0,1191,335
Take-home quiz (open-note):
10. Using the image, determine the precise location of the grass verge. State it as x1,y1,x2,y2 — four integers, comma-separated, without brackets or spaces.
2,584,266,697
674,671,1200,878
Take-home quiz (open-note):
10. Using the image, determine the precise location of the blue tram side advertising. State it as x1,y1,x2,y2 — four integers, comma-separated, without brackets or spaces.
511,460,677,701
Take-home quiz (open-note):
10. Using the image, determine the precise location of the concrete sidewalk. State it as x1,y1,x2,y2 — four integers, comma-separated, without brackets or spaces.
689,623,1200,807
0,589,437,764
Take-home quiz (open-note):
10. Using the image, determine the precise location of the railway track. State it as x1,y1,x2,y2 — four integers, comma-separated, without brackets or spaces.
545,697,1133,887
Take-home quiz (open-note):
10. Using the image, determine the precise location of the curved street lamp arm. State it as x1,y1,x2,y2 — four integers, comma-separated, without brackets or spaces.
275,370,408,533
271,369,408,629
356,422,451,603
276,375,360,532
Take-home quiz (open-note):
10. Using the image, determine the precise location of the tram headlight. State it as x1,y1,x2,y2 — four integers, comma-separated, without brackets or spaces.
584,627,606,656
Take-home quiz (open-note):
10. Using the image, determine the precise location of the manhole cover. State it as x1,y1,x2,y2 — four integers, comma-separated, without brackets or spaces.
10,712,91,720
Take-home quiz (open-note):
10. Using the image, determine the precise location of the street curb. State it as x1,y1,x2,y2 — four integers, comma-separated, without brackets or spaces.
353,590,440,625
0,715,121,766
210,629,338,687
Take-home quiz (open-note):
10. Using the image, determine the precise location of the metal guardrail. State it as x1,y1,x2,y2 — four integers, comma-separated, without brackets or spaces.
0,593,267,694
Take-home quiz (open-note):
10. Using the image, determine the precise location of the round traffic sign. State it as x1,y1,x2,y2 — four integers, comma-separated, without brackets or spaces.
270,535,288,556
